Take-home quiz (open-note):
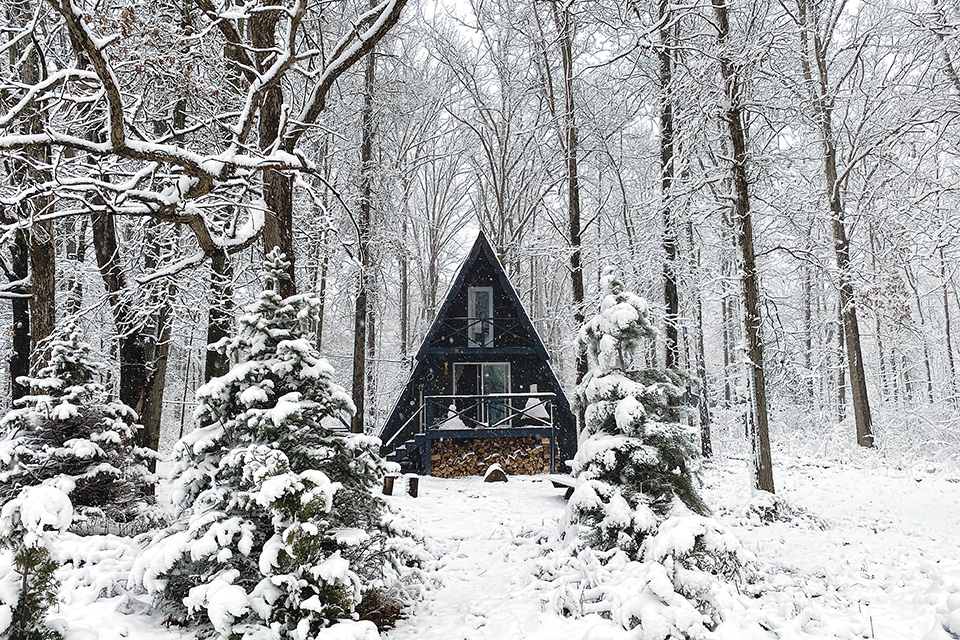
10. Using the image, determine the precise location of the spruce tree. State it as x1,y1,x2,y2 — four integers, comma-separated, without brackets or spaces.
569,268,707,558
0,323,152,525
0,485,72,640
146,250,396,639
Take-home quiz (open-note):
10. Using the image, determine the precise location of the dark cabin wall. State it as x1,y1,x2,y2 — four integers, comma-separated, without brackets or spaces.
379,233,579,466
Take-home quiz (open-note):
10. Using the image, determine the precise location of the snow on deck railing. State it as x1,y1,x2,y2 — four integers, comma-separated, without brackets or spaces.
423,392,555,432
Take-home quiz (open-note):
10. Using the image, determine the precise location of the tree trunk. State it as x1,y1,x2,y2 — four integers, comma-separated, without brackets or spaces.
836,302,846,421
9,231,31,401
351,35,377,434
251,2,296,296
942,247,958,403
205,248,233,382
658,0,679,370
713,0,774,493
8,0,55,369
549,3,587,393
29,222,56,367
905,266,934,402
64,217,88,317
400,217,409,363
91,213,150,431
796,0,872,446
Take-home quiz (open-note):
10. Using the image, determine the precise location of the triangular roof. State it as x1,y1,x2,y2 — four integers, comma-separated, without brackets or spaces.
414,229,550,362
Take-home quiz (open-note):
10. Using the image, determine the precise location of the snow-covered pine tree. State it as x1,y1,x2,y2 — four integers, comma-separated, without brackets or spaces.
0,323,153,526
0,485,72,640
140,250,398,639
568,268,708,557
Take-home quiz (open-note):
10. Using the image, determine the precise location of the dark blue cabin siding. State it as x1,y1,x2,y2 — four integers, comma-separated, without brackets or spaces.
379,231,578,469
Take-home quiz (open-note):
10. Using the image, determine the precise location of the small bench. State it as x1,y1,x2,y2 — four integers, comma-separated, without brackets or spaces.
545,474,576,499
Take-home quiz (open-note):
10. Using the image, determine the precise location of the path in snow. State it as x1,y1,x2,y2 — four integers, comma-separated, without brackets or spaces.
383,476,599,640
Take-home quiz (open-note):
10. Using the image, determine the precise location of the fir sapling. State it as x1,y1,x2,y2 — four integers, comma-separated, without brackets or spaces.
0,322,155,529
134,250,405,639
568,268,708,556
0,485,72,640
543,269,746,638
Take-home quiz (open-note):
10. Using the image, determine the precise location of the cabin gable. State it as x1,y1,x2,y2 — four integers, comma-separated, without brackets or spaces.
379,231,577,476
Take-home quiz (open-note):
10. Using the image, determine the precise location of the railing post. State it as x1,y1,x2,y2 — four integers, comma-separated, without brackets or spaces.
422,437,432,476
425,398,434,432
549,397,556,473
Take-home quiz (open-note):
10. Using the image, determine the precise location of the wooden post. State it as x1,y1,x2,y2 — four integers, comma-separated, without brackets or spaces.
407,476,419,498
382,475,395,496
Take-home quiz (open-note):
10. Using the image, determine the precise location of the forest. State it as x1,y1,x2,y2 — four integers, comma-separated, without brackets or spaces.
1,0,959,638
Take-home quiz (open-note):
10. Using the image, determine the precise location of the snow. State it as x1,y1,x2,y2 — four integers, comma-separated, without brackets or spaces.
18,441,960,639
1,485,73,546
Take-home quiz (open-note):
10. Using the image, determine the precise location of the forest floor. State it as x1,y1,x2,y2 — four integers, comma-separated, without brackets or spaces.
384,456,960,640
35,438,960,640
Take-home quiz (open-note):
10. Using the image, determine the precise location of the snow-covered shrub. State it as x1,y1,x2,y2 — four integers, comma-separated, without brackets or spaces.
135,251,404,639
0,485,73,640
539,269,745,638
568,268,707,557
733,492,826,530
0,323,154,528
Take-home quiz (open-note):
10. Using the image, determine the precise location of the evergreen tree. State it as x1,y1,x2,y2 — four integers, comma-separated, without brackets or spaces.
0,323,152,525
143,250,397,639
568,268,707,558
0,485,73,640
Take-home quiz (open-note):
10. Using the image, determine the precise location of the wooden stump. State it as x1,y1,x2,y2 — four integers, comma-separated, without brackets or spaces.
407,475,419,498
382,475,397,496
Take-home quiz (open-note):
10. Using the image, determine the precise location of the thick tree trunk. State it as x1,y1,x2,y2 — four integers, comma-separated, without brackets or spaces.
91,213,150,430
139,304,172,472
251,2,296,296
351,38,376,434
137,220,175,472
713,0,774,493
10,231,31,401
205,248,233,382
29,222,56,366
658,0,679,370
8,0,55,368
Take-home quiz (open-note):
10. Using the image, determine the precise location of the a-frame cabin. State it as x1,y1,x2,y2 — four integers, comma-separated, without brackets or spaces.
378,231,577,477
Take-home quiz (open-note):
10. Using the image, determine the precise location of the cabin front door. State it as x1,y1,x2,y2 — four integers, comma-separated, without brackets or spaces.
453,362,511,427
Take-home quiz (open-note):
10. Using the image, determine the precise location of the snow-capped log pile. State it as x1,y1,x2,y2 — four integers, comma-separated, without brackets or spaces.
0,323,156,529
537,269,748,638
431,436,551,477
131,251,421,640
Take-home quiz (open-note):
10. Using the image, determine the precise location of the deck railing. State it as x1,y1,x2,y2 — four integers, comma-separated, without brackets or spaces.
423,392,555,432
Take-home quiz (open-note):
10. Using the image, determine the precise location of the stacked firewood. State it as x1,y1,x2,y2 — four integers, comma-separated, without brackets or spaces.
431,436,553,478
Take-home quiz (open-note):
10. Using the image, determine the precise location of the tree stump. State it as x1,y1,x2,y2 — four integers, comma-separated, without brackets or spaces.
382,475,398,496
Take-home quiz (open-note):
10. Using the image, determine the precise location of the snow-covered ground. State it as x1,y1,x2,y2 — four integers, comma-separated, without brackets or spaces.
384,458,960,639
22,449,960,639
